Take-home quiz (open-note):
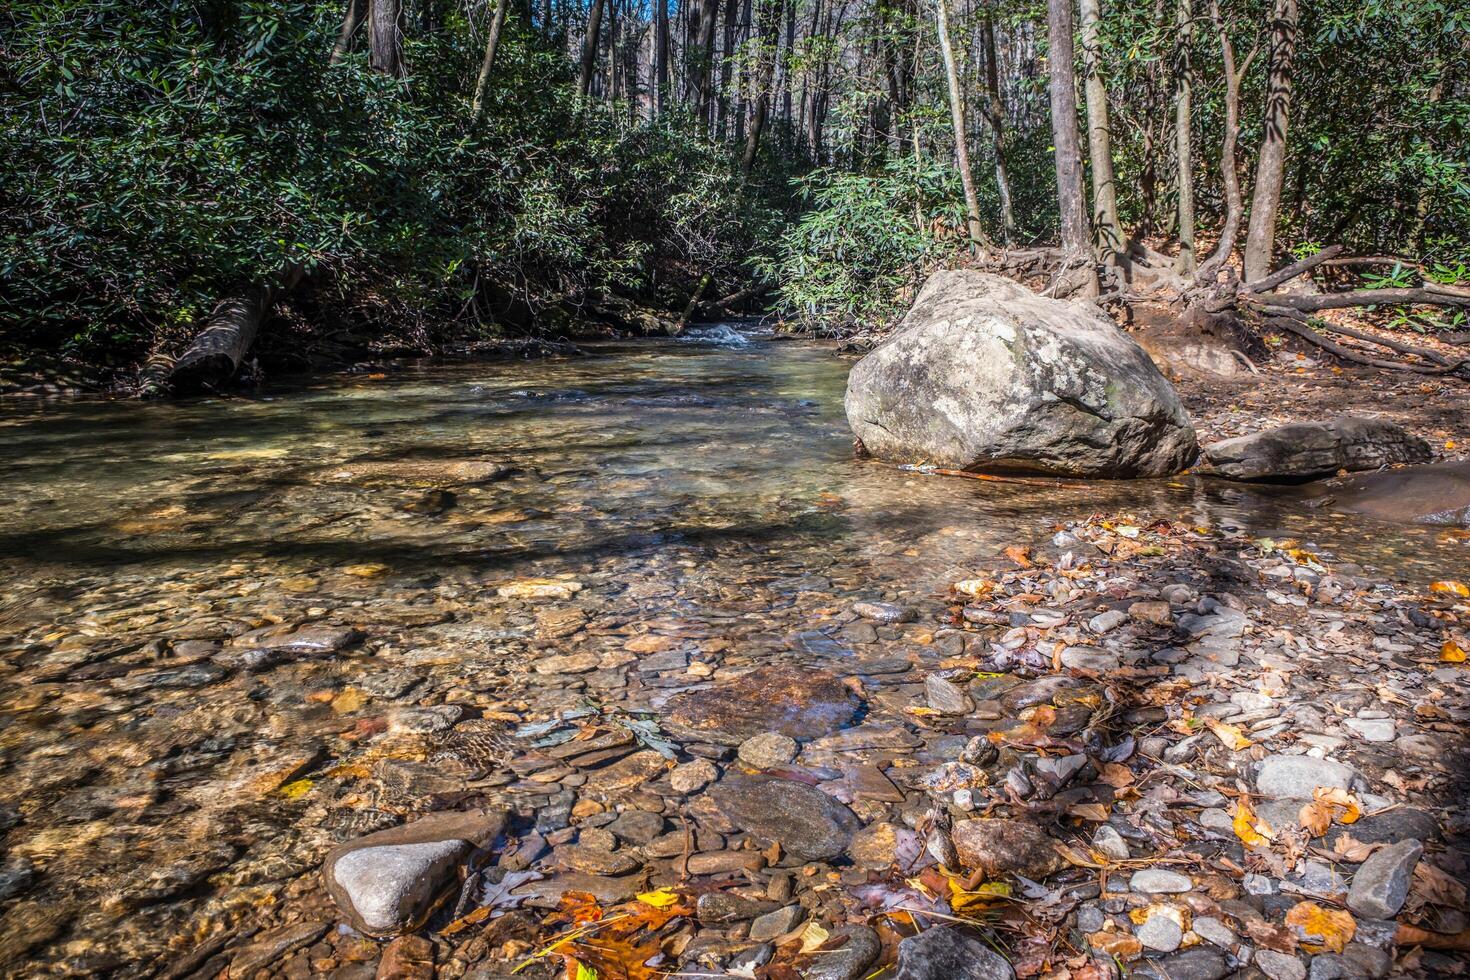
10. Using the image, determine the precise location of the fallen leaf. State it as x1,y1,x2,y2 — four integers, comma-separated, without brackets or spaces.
799,920,830,954
954,578,995,598
1442,639,1467,663
1298,787,1361,837
1204,717,1252,751
572,962,599,980
635,889,679,908
1003,544,1034,568
1233,798,1276,847
1430,581,1470,597
1286,901,1355,953
1087,930,1142,959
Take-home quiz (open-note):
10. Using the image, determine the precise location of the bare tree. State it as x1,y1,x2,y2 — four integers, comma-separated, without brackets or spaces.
1173,0,1195,272
935,0,986,245
331,0,367,64
1046,0,1089,258
369,0,405,76
981,9,1015,243
1242,0,1298,281
1077,0,1123,278
471,0,512,120
577,0,608,96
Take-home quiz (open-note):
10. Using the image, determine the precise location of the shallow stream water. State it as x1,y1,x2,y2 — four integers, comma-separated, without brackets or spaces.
0,325,1463,972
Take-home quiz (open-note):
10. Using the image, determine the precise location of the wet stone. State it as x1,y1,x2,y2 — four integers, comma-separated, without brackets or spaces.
852,601,916,624
663,665,860,746
738,732,800,769
1137,912,1183,952
892,927,1015,980
1255,949,1308,980
952,818,1065,879
606,810,665,845
710,777,861,861
1135,947,1230,980
796,925,881,980
1131,869,1193,894
695,891,779,923
225,921,330,978
669,759,718,794
924,675,972,714
555,845,641,876
749,904,806,940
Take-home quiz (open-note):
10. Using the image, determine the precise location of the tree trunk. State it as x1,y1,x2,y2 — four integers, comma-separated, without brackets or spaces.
654,0,669,112
368,0,404,76
1046,0,1089,257
331,0,367,64
1242,0,1297,282
696,0,720,129
1077,0,1123,277
164,267,302,394
742,0,782,173
981,10,1015,243
935,0,986,246
577,0,607,97
470,0,511,120
1197,0,1248,283
1173,0,1195,272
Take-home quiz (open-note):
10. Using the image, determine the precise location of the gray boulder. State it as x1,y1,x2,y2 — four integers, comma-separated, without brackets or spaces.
844,271,1197,478
323,808,507,936
1204,415,1431,481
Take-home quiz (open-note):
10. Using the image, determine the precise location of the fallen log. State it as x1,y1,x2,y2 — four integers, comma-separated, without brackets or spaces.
158,266,302,395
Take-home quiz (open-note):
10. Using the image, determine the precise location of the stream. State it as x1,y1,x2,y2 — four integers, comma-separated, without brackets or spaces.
0,325,1463,973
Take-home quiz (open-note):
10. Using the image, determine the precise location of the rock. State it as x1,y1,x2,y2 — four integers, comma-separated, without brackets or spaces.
852,601,915,624
1255,949,1308,980
1204,416,1431,481
1256,755,1358,799
1309,460,1470,526
225,921,330,978
606,810,665,845
1325,806,1438,848
0,859,35,902
849,822,904,870
695,891,779,923
512,871,640,908
749,904,806,940
533,652,600,674
1088,609,1128,634
1092,826,1130,861
952,818,1065,879
1129,600,1173,625
1135,947,1231,980
495,577,584,600
1344,717,1395,742
555,845,641,875
1137,912,1183,952
377,934,434,980
583,750,669,795
892,926,1015,980
323,808,507,936
1060,646,1120,672
1192,916,1236,949
738,732,800,769
844,270,1197,478
664,665,860,745
669,759,718,794
1130,869,1193,894
1346,839,1422,918
710,777,861,861
796,925,881,980
925,675,972,714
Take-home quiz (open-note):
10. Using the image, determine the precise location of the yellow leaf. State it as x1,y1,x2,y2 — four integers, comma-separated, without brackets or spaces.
798,921,830,954
1233,798,1275,847
1204,717,1252,751
1285,901,1356,953
635,889,679,909
953,578,995,598
949,879,1012,910
1430,581,1470,597
279,778,313,800
573,961,599,980
343,562,390,578
1442,639,1468,662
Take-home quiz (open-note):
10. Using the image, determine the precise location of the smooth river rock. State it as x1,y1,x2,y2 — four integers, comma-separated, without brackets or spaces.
893,927,1015,980
844,270,1197,478
322,808,507,936
951,818,1065,879
710,777,861,861
1204,415,1431,481
663,664,860,746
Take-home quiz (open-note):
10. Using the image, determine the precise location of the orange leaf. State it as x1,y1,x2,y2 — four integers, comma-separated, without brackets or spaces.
1430,581,1470,597
1442,639,1468,662
1204,717,1252,751
1233,798,1275,847
1003,544,1034,568
1286,901,1356,953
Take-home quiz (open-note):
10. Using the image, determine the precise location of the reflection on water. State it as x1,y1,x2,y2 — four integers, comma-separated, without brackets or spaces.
0,329,1462,971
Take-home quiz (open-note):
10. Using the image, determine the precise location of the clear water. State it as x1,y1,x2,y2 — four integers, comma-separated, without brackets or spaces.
0,328,1463,971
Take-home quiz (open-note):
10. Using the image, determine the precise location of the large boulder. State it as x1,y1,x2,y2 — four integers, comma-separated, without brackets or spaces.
1204,415,1431,481
845,271,1197,477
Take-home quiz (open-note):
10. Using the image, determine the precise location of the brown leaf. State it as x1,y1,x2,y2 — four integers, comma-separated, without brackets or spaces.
1003,544,1034,568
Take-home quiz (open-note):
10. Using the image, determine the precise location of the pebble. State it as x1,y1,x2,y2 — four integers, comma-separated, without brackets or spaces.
1255,949,1308,980
1346,838,1421,918
737,732,799,769
1191,916,1235,949
748,904,805,940
669,759,718,794
1130,869,1193,894
1137,912,1183,952
852,601,915,623
1255,755,1358,799
892,927,1016,980
925,675,973,714
797,925,881,980
1092,825,1130,861
1088,609,1128,634
709,777,860,861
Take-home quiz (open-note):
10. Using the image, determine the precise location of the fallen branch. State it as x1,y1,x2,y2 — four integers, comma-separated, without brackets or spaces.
895,463,1070,487
1266,316,1466,377
1257,285,1470,313
1245,245,1345,293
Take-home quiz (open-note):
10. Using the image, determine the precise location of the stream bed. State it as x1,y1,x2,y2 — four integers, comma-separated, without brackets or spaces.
1,328,1465,976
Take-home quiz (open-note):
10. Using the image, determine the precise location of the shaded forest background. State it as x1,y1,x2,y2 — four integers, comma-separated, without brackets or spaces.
1,0,1467,378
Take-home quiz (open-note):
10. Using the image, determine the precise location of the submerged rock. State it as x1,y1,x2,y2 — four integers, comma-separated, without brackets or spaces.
1204,415,1431,481
322,808,507,936
892,927,1015,980
844,270,1197,478
663,664,860,745
951,818,1065,879
710,777,861,861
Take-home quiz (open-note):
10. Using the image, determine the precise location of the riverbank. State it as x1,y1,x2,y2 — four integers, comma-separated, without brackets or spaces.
0,336,1466,978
